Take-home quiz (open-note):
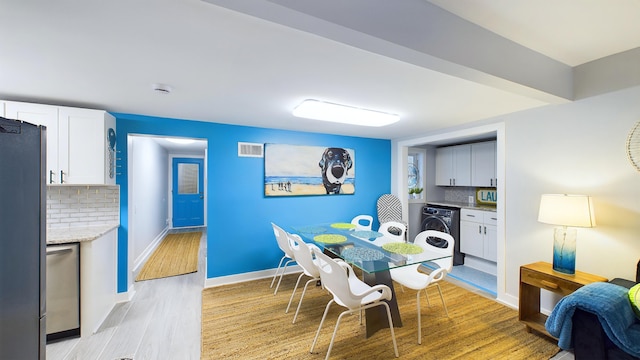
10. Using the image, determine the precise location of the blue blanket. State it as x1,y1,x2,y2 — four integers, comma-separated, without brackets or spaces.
545,282,640,358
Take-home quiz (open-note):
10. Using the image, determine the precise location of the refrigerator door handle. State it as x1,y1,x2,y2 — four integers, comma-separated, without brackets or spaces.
46,247,73,256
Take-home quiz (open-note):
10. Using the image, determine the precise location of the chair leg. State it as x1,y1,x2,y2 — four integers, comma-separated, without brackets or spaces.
422,287,432,307
310,300,334,354
416,290,422,345
381,302,400,357
292,278,317,324
435,283,449,317
286,273,304,313
270,256,286,288
274,259,294,295
325,310,349,360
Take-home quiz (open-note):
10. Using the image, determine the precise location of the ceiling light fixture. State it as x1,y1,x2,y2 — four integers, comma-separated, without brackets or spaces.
292,99,399,127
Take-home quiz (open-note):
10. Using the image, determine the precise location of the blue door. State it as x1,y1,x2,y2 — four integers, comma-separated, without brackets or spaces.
172,158,204,228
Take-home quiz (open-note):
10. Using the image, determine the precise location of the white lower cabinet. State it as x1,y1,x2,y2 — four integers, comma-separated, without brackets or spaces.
460,209,497,262
3,100,116,185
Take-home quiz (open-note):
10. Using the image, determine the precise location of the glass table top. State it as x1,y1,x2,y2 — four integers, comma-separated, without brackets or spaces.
290,222,452,274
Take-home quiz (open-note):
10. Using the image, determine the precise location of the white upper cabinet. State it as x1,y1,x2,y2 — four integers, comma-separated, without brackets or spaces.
435,144,471,186
4,101,116,185
471,141,497,187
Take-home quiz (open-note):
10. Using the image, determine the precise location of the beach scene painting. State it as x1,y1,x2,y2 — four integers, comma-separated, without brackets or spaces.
265,144,355,196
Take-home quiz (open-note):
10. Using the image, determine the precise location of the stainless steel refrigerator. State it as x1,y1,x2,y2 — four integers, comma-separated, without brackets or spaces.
0,117,46,359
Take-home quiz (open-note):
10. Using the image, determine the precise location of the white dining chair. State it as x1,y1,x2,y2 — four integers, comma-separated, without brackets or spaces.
310,247,399,359
374,221,407,246
389,230,454,344
351,215,374,231
270,222,296,295
286,233,323,324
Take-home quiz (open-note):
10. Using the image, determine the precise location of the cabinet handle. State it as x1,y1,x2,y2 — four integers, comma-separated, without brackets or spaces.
466,214,476,218
49,170,54,184
478,225,481,234
60,170,65,184
484,226,486,234
540,280,559,289
453,178,456,186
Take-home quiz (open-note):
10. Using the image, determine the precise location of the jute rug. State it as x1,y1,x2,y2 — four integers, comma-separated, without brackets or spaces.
201,274,559,359
135,231,201,281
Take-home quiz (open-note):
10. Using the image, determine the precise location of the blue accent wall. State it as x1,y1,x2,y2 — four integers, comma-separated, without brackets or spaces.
115,113,391,292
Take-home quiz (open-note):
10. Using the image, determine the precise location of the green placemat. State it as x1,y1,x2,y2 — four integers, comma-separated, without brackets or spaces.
330,223,356,230
382,242,423,255
342,247,385,262
313,234,347,244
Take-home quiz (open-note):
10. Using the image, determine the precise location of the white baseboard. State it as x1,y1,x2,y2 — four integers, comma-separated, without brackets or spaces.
133,226,169,274
204,265,302,288
115,284,136,303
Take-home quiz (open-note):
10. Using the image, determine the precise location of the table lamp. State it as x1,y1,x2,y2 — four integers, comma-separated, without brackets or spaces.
537,194,596,274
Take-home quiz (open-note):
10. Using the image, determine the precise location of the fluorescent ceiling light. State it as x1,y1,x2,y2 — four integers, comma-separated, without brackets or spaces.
292,99,399,127
166,138,196,145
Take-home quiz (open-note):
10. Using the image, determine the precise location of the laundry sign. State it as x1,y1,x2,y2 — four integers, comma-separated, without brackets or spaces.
476,188,497,205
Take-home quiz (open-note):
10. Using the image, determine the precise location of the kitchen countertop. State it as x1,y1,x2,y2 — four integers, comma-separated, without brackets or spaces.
47,223,119,244
426,200,497,212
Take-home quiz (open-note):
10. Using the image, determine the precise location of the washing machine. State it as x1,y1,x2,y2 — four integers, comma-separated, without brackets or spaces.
421,205,464,265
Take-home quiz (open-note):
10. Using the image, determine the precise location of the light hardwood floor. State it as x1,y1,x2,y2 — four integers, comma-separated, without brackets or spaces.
46,231,206,360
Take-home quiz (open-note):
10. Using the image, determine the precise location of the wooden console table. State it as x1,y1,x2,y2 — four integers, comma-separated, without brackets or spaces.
519,261,608,338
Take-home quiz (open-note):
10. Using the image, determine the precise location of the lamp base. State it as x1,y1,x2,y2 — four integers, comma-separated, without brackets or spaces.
552,226,576,275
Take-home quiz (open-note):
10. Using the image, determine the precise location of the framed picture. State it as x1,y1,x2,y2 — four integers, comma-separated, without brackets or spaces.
264,144,355,196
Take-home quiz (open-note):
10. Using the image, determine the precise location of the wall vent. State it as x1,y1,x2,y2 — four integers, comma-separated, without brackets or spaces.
238,142,264,158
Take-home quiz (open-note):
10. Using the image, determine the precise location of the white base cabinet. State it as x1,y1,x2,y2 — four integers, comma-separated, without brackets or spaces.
3,100,116,185
460,208,497,262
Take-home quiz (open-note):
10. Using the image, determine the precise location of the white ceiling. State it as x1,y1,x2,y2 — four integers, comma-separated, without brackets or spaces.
1,0,639,140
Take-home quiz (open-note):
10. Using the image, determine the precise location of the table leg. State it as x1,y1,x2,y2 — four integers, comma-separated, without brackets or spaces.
363,269,402,338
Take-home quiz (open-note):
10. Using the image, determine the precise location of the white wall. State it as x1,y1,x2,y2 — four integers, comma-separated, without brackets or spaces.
504,85,640,309
130,136,169,267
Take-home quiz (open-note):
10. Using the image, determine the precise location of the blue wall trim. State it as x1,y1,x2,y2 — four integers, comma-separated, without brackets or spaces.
115,113,391,292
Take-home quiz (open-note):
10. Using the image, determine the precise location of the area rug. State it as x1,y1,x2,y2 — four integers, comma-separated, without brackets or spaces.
135,231,201,281
201,274,559,359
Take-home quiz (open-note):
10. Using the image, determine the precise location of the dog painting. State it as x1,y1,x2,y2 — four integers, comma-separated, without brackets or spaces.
264,144,355,196
318,147,353,194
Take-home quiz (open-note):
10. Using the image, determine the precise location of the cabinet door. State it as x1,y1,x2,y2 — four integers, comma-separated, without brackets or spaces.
460,220,483,257
5,101,62,183
483,224,498,262
471,141,496,187
435,146,453,186
452,144,471,186
59,107,106,184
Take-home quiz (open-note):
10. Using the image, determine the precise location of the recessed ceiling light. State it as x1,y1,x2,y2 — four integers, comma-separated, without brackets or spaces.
292,99,399,127
152,83,172,94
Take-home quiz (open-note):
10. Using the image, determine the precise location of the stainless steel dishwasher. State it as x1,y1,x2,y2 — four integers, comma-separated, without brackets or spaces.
46,243,80,342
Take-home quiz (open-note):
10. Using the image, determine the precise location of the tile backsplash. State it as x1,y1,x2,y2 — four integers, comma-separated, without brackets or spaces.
443,187,478,203
46,185,120,228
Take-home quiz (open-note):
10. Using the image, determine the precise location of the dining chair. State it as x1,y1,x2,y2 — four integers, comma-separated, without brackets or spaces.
374,221,407,246
286,233,322,324
350,214,374,231
389,230,454,344
376,194,407,238
310,247,399,360
270,222,296,295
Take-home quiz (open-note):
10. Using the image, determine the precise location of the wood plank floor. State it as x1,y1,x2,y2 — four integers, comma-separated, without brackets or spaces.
46,231,206,360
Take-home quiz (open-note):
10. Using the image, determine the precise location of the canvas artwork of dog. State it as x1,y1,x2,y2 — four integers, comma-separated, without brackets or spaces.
319,147,353,194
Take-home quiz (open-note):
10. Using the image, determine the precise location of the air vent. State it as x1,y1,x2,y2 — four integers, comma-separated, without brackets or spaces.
238,142,264,158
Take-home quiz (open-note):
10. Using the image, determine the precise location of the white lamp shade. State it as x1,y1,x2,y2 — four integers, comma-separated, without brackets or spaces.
538,194,596,227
